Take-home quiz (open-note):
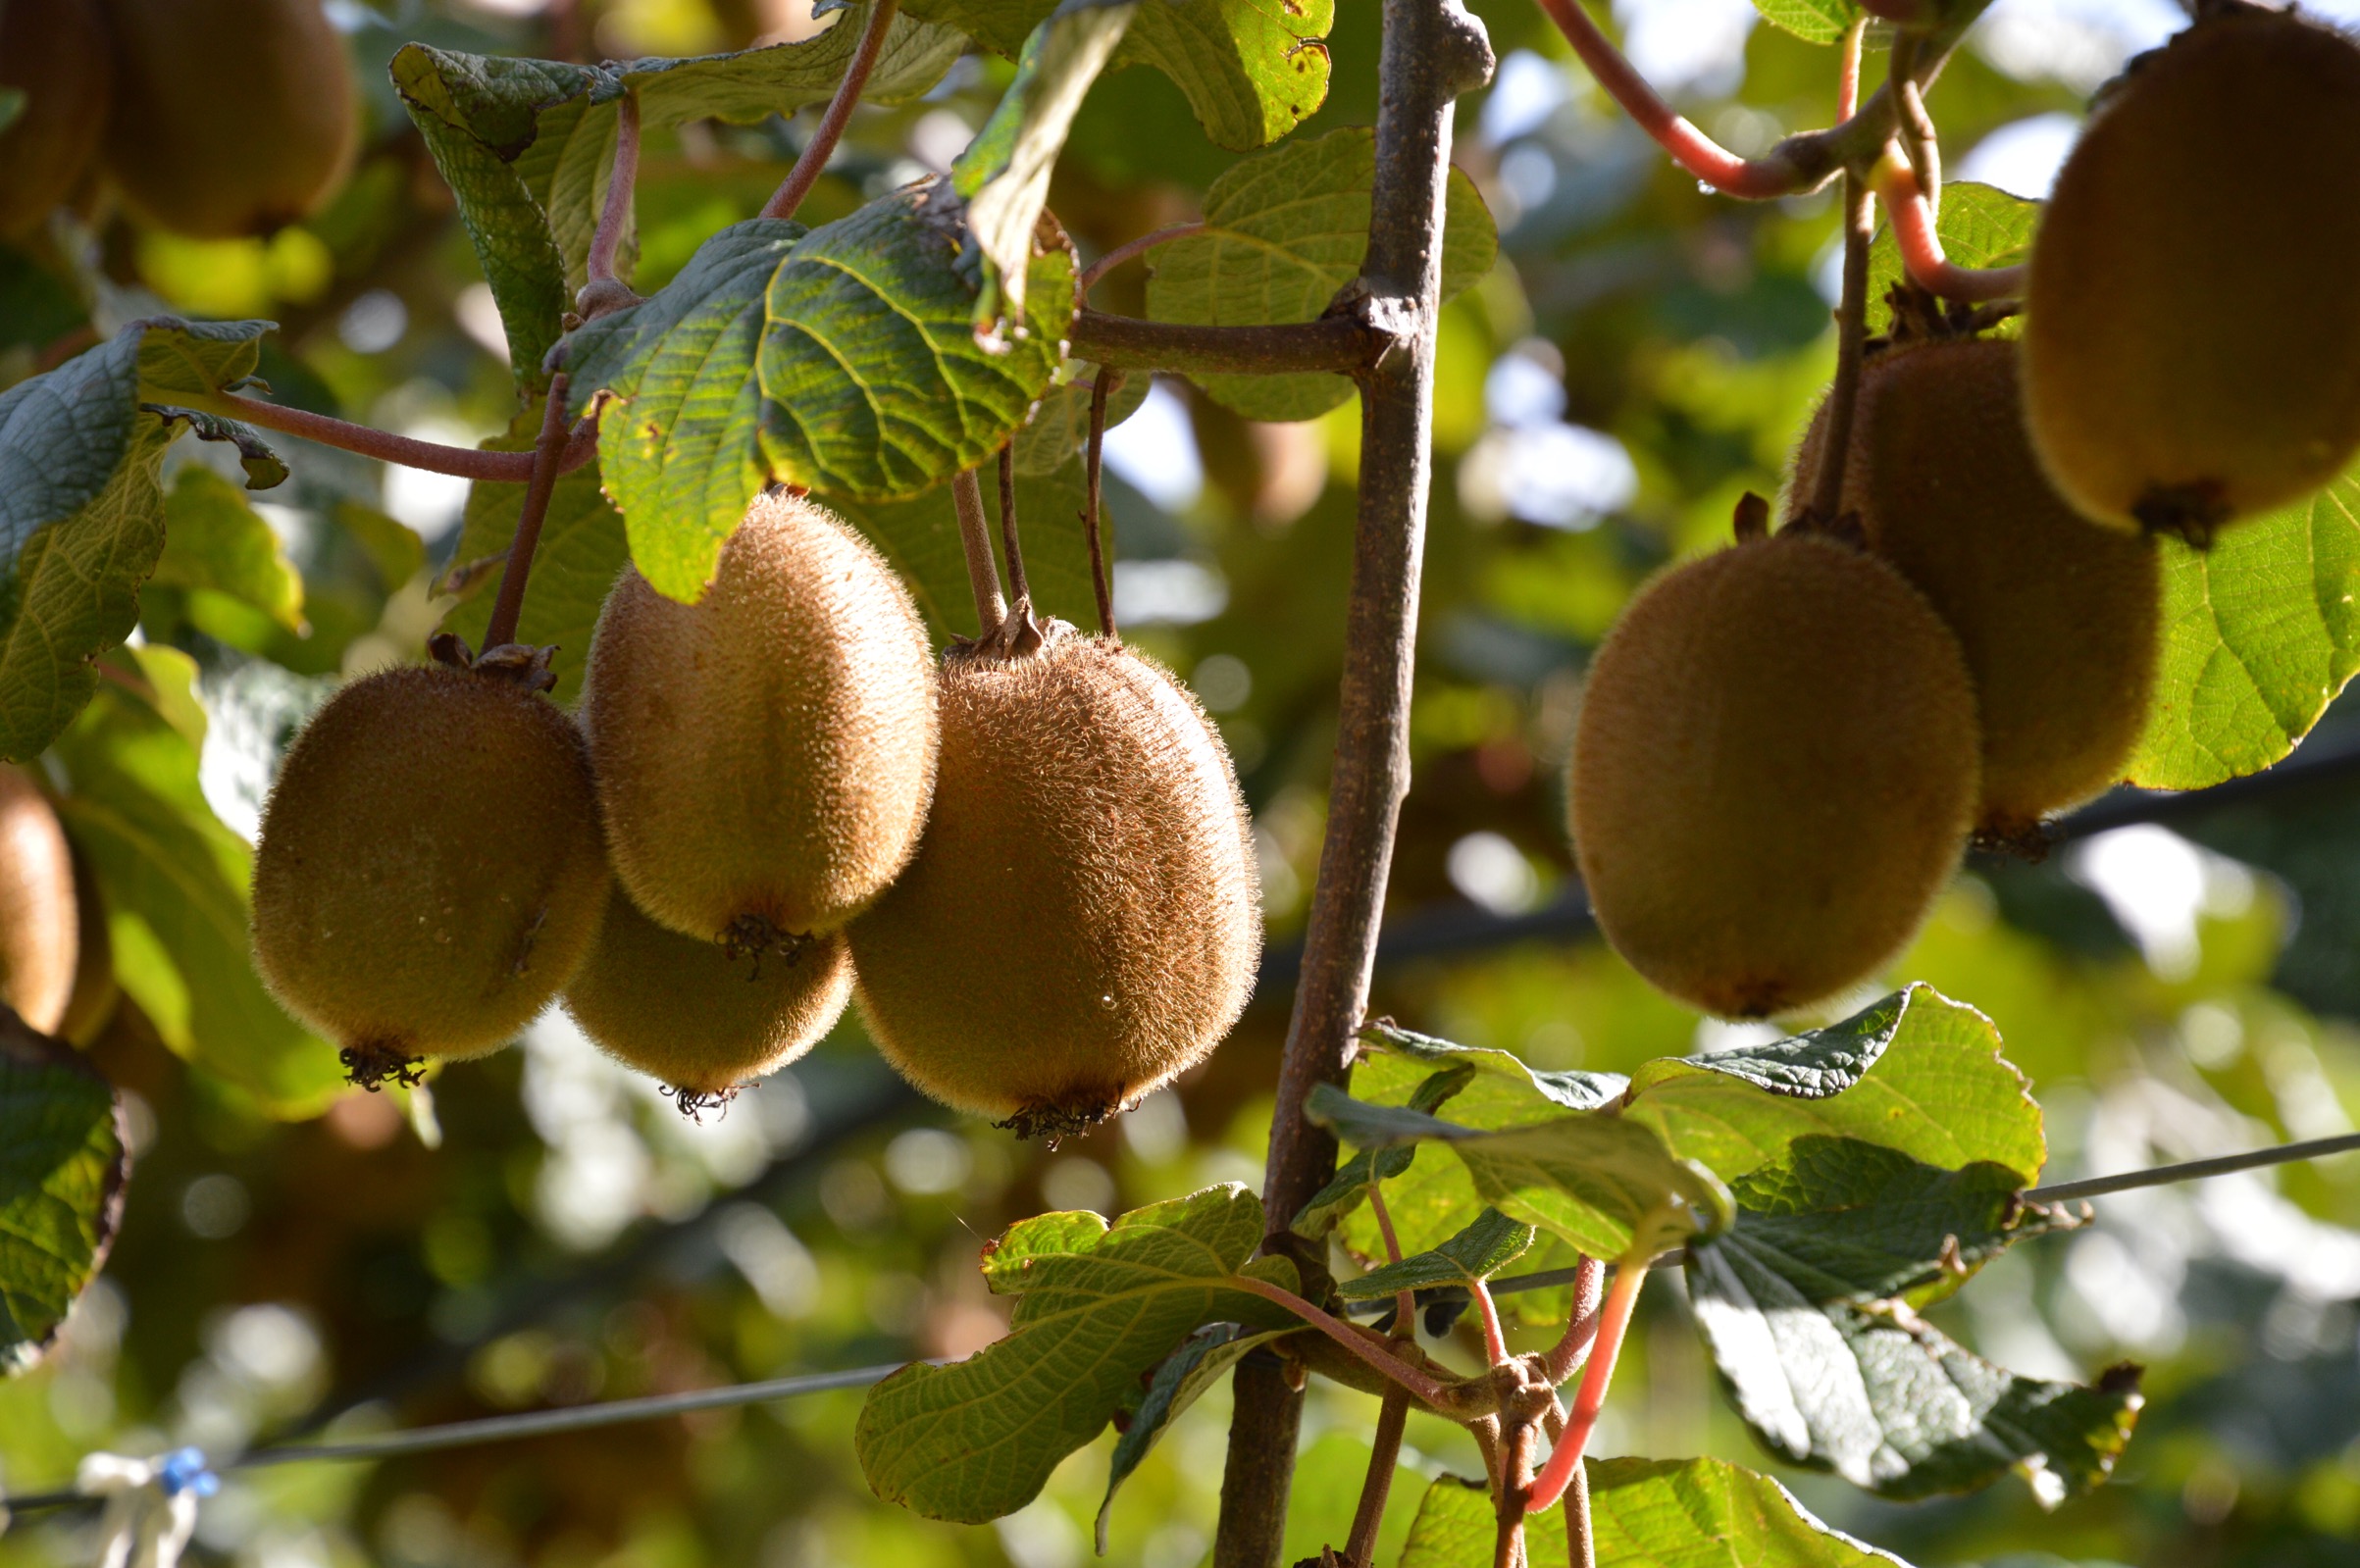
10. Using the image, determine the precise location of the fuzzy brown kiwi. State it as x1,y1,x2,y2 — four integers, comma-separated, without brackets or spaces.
251,665,609,1087
582,489,937,954
1568,530,1981,1017
57,844,117,1046
846,624,1260,1138
0,765,78,1035
563,886,852,1114
0,0,111,237
96,0,359,238
2024,6,2360,539
1796,337,2162,842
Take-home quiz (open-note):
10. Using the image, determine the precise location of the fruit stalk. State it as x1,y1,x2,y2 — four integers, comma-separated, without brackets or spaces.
1084,372,1120,637
1805,171,1874,524
950,468,1008,632
1212,0,1493,1559
996,445,1031,606
1876,156,2026,302
483,376,577,651
760,0,901,224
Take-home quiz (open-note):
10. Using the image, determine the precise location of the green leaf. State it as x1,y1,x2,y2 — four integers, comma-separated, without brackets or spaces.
393,11,969,386
1685,1135,2140,1505
1753,0,1864,46
151,467,305,633
1398,1457,1915,1567
2126,461,2360,788
1867,182,2037,337
140,405,288,490
829,463,1098,643
1095,1322,1289,1551
0,1016,126,1374
1144,126,1498,421
855,1185,1302,1524
956,0,1138,328
903,0,1333,152
1010,366,1149,476
0,318,272,761
1335,1207,1535,1300
1294,1062,1474,1238
1306,1082,1734,1263
439,404,630,706
49,647,347,1118
567,184,1076,600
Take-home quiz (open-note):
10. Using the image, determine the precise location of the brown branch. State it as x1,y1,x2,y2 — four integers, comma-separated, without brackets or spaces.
1068,309,1388,379
200,392,599,481
950,468,1007,634
482,377,575,650
1084,373,1119,639
1212,0,1495,1561
1343,1389,1409,1568
761,0,900,223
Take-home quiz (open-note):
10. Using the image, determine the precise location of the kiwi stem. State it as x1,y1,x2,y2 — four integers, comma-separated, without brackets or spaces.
197,391,598,482
1343,1388,1410,1567
1888,33,1942,215
584,90,641,292
1366,1184,1416,1330
1079,224,1206,294
1522,1260,1646,1516
951,468,1009,633
1835,16,1865,120
1494,1421,1534,1568
1804,171,1875,526
1470,1275,1512,1368
1085,373,1120,639
1229,1275,1456,1409
996,444,1032,606
761,0,900,224
482,375,575,651
1537,1255,1604,1387
1876,156,2027,302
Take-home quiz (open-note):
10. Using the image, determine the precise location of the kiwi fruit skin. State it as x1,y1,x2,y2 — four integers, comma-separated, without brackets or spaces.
0,0,111,237
564,886,852,1097
251,666,609,1071
96,0,360,239
58,844,117,1046
1568,531,1981,1018
0,765,78,1035
2025,9,2360,534
1802,338,2161,837
582,490,938,946
847,626,1260,1134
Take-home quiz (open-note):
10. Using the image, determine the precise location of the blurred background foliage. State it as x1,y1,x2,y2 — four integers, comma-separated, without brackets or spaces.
6,0,2360,1565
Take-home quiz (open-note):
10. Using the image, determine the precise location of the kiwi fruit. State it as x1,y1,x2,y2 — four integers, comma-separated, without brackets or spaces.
582,489,938,953
847,624,1260,1137
0,765,78,1035
1568,529,1981,1017
2024,7,2360,538
564,887,852,1110
57,845,118,1046
251,665,609,1086
1799,337,2161,840
0,0,111,237
96,0,360,239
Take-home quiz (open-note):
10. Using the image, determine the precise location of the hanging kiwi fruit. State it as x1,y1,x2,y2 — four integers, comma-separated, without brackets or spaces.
58,844,118,1047
0,0,111,237
2024,4,2360,539
564,886,853,1114
1797,335,2161,843
0,765,79,1036
582,489,939,956
250,663,609,1087
96,0,360,239
1568,525,1981,1018
847,623,1261,1138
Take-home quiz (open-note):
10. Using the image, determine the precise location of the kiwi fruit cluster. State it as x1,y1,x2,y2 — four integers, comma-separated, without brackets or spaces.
251,485,1259,1132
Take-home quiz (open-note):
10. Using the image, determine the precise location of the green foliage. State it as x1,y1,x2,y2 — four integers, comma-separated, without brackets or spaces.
1751,0,1866,46
150,467,306,637
140,406,289,490
1866,181,2036,336
854,1186,1302,1524
1333,1205,1535,1299
0,1022,123,1373
565,186,1074,600
1398,1457,1912,1567
1146,126,1498,421
0,318,271,762
1010,368,1149,475
1096,1322,1290,1549
1295,1061,1475,1237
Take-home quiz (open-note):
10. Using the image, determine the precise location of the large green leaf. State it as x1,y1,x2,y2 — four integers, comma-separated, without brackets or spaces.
903,0,1332,151
1095,1322,1290,1551
49,648,347,1118
1334,1206,1534,1301
1145,126,1498,421
393,11,968,387
1398,1457,1913,1567
150,466,305,634
1295,1062,1474,1239
566,184,1076,600
0,1016,126,1374
0,318,272,760
1010,366,1150,476
439,404,630,706
2127,460,2360,787
828,462,1097,643
1686,1137,2139,1504
855,1185,1301,1524
1866,181,2036,337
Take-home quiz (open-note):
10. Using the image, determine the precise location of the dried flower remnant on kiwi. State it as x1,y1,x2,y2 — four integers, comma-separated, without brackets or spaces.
847,621,1260,1139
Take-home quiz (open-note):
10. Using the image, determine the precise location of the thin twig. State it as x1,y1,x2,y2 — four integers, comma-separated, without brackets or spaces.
1079,224,1206,293
1368,1185,1417,1330
951,468,1007,634
1805,171,1874,525
1494,1419,1534,1568
581,89,642,307
997,444,1030,605
1538,1257,1603,1386
1084,373,1120,639
481,377,576,651
1343,1389,1410,1567
200,393,598,481
2029,1131,2360,1203
761,0,900,223
1228,1275,1455,1410
1875,155,2026,302
1563,1447,1594,1568
1524,1261,1646,1515
1470,1276,1512,1369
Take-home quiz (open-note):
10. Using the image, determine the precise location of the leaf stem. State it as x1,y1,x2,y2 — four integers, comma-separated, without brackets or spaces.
1875,155,2026,302
1835,15,1865,120
1887,32,1942,216
1229,1275,1455,1411
198,392,598,481
581,89,642,310
1523,1260,1645,1515
481,377,576,651
1366,1185,1416,1330
1470,1276,1511,1369
1084,373,1120,639
2029,1130,2360,1203
950,468,1007,634
997,444,1031,606
1068,309,1388,379
761,0,900,223
1343,1388,1409,1567
1538,1256,1603,1387
1079,224,1206,294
